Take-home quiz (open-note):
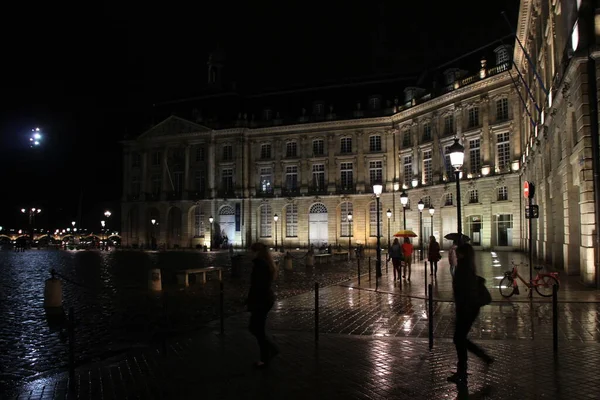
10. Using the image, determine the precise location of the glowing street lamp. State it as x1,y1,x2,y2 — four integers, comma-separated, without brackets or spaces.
30,127,42,147
418,200,425,261
373,183,383,278
273,214,279,251
347,212,353,260
386,209,392,248
208,216,214,250
400,191,408,230
449,138,465,236
21,207,41,243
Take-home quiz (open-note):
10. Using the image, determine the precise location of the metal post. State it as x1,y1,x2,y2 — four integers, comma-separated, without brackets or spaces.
553,284,558,353
455,170,462,236
528,196,533,296
428,283,433,350
68,307,75,389
368,257,372,282
376,197,382,278
220,281,225,335
419,211,423,261
403,206,407,230
314,282,319,343
357,257,361,286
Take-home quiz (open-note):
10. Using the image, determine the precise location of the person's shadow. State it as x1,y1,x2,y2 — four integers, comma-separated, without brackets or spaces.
454,383,493,399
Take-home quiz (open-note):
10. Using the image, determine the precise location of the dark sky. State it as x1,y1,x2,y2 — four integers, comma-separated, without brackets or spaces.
0,0,520,230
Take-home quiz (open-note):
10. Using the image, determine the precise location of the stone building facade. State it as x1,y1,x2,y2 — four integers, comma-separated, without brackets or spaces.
121,48,524,253
514,0,600,286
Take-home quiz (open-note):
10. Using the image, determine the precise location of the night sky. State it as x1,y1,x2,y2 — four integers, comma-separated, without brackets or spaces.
0,0,519,231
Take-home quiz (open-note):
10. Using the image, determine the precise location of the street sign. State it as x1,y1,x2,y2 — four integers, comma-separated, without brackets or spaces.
525,205,539,219
523,181,535,199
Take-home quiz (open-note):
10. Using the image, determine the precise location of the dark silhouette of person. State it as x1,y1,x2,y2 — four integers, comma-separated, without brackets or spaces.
448,243,493,384
247,242,279,368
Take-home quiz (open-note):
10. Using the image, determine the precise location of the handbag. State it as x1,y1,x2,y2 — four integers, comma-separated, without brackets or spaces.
475,276,492,307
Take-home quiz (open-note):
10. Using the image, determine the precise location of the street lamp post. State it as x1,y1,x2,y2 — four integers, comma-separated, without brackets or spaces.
429,205,435,275
449,138,465,238
21,207,41,244
386,209,392,248
418,200,424,261
151,219,157,250
373,183,383,278
101,220,106,249
273,214,279,251
393,180,400,226
347,212,353,260
400,191,408,230
208,216,214,250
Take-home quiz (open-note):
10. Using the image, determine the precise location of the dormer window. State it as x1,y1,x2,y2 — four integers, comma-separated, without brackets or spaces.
263,109,273,121
313,102,324,116
369,96,381,110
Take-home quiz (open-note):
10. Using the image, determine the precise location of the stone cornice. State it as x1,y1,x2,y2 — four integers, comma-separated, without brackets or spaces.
514,0,533,69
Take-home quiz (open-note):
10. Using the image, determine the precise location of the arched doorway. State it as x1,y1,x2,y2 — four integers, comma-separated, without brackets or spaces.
309,203,328,246
219,205,235,246
167,207,182,248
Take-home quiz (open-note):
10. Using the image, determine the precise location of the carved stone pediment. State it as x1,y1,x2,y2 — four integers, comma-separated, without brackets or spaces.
138,115,210,139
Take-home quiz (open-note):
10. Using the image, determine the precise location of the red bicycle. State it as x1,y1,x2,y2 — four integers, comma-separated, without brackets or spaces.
499,261,560,298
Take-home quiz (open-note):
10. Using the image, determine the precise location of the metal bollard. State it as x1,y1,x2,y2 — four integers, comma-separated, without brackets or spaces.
357,258,361,286
553,284,558,353
386,258,388,274
314,282,319,343
68,307,75,389
220,281,225,335
368,257,372,282
428,284,433,350
424,263,428,297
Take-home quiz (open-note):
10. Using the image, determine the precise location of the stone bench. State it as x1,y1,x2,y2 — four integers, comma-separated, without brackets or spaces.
314,254,332,265
176,267,223,287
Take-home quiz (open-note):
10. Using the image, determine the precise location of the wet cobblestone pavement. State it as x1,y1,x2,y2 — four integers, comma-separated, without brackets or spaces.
0,249,354,392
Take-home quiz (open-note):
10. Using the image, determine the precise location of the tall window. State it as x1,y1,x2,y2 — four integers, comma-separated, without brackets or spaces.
260,205,272,237
313,139,324,155
174,171,184,193
402,131,412,147
341,137,352,153
195,147,204,162
194,171,205,192
423,150,432,184
131,152,141,167
444,145,453,179
131,176,140,195
194,207,205,237
286,204,298,237
444,115,454,135
469,139,481,174
497,132,510,170
285,166,298,190
403,155,412,186
151,174,161,194
312,164,325,189
222,145,233,161
260,167,272,193
222,168,233,192
152,151,161,166
340,162,353,188
369,135,382,152
496,98,509,120
286,141,297,158
468,107,479,128
369,202,382,237
369,160,383,186
469,190,479,203
422,196,431,207
423,123,432,142
260,144,272,159
340,202,353,237
444,193,453,206
495,214,513,246
497,186,508,201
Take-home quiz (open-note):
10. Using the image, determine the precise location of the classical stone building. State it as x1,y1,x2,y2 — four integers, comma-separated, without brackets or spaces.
515,0,600,286
121,44,524,253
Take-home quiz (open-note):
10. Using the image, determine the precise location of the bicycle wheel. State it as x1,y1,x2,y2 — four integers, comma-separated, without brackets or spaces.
534,275,559,297
499,276,515,298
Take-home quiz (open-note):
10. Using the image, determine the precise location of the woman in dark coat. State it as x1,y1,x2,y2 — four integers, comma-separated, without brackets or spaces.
428,236,441,277
247,242,279,368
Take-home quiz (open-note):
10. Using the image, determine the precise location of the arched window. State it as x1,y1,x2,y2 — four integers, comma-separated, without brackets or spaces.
286,204,298,237
369,202,383,237
260,204,272,237
194,207,205,237
340,202,353,237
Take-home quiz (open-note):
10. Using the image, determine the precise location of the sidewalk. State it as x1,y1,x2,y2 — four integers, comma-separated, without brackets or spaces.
7,318,600,399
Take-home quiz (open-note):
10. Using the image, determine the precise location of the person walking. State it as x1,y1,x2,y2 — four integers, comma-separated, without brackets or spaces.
428,236,441,277
389,238,403,281
447,243,493,384
247,242,279,368
401,237,414,281
448,239,458,277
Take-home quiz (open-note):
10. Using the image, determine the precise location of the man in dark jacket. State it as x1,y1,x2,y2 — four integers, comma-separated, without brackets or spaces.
448,243,493,384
